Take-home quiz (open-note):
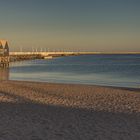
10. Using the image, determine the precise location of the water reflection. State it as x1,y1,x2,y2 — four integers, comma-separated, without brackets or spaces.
0,68,9,80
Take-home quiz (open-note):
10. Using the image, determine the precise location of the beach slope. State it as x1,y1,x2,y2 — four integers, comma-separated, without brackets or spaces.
0,81,140,140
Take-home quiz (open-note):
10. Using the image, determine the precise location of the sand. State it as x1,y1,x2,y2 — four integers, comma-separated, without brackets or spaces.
0,80,140,140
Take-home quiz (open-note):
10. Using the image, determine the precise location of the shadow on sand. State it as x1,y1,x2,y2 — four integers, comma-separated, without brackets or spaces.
0,91,140,140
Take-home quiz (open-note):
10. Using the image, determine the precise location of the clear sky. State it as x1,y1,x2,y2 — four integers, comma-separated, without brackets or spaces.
0,0,140,51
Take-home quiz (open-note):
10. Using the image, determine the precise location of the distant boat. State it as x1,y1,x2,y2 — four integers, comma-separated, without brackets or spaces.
44,56,53,59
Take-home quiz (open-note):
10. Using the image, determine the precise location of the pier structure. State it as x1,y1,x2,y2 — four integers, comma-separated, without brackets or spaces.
0,40,10,68
9,51,79,61
10,51,140,62
10,52,42,62
1,40,140,67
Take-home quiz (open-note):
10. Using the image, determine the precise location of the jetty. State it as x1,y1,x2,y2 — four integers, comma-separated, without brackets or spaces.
0,40,80,68
9,51,140,63
1,40,140,68
10,51,79,62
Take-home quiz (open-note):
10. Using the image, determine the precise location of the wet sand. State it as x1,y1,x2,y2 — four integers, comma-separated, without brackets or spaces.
0,80,140,140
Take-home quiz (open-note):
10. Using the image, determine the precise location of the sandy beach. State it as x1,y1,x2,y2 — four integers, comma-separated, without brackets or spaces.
0,80,140,140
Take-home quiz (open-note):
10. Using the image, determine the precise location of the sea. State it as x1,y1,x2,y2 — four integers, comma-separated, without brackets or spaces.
1,54,140,88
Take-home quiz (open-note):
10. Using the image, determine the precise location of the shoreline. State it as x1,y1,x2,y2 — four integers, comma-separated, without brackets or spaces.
8,79,140,90
0,80,140,139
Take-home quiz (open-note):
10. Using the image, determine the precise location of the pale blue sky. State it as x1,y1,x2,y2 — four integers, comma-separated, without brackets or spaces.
0,0,140,51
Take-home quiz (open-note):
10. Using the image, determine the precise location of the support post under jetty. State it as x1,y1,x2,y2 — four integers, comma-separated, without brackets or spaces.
0,57,10,68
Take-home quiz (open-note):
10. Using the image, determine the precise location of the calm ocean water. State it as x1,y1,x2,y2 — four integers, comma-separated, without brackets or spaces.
2,54,140,88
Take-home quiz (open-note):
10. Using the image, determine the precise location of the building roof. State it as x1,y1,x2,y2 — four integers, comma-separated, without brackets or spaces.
0,40,7,48
0,40,9,56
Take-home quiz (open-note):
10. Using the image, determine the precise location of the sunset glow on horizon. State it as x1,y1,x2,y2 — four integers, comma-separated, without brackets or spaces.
0,0,140,52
